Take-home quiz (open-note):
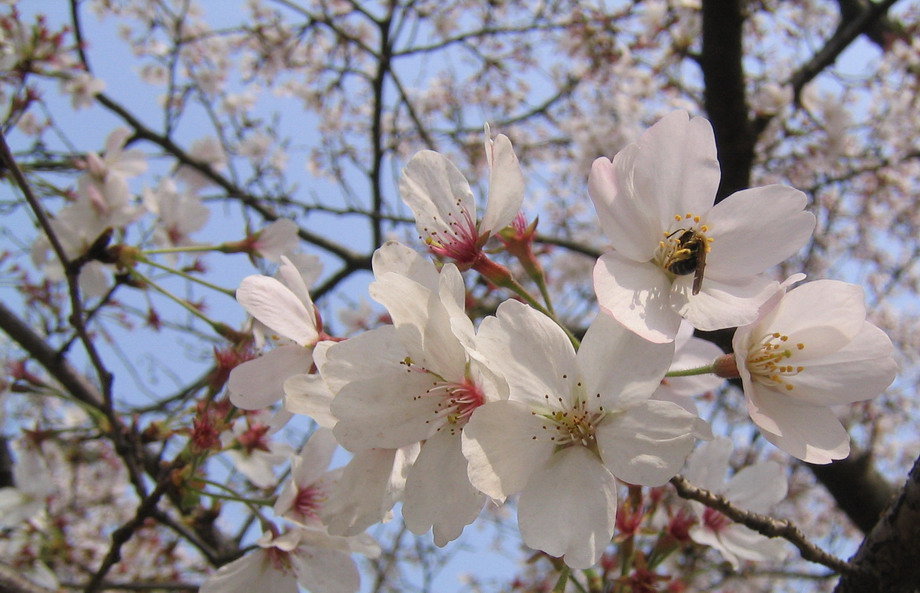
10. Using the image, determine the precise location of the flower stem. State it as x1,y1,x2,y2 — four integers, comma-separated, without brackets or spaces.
552,566,570,593
474,254,580,348
128,268,230,334
197,489,274,507
139,256,236,298
142,244,224,256
665,364,715,378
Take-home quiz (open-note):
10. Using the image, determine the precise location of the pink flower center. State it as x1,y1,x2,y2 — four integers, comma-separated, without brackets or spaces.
431,378,487,434
668,508,697,542
294,485,324,520
238,424,272,453
265,546,294,574
702,507,732,533
401,358,486,434
423,208,483,266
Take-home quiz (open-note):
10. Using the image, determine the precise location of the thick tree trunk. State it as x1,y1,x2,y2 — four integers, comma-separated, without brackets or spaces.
834,454,920,592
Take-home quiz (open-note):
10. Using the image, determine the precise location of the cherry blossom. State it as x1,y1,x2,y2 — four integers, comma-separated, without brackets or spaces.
222,415,294,488
60,72,105,110
398,125,524,268
319,444,419,537
248,219,300,262
199,527,379,593
176,137,227,191
274,428,340,527
732,279,897,463
462,300,711,568
0,441,54,528
282,357,421,536
323,241,504,545
682,437,788,568
76,127,148,227
31,200,119,297
29,126,150,295
589,110,816,342
228,255,325,411
143,178,209,248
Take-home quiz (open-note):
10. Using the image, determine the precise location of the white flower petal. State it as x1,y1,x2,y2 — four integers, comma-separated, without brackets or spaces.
226,449,285,488
326,328,445,450
674,274,777,332
634,111,721,225
229,345,311,410
277,256,315,317
683,437,734,493
461,400,554,500
293,428,338,486
597,399,711,486
787,322,896,405
370,272,466,379
704,185,815,276
402,430,485,546
237,275,318,346
199,549,297,593
763,280,868,350
322,446,417,536
518,446,617,569
291,544,360,593
588,152,661,262
254,219,299,262
481,133,524,235
691,524,787,569
594,251,680,343
476,300,579,408
0,489,41,528
371,241,440,292
745,384,850,464
577,312,674,409
283,373,338,429
724,461,787,514
399,151,477,241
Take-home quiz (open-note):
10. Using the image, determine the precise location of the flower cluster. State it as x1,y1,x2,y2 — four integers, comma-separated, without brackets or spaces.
199,110,896,589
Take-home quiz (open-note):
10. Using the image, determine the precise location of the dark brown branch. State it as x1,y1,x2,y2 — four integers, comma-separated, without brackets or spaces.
670,474,858,575
0,129,116,424
790,0,903,102
0,300,103,409
369,5,394,249
82,464,177,593
0,301,237,566
833,453,920,593
701,0,755,200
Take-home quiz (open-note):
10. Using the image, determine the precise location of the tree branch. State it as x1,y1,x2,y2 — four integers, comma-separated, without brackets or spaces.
701,0,755,200
670,474,858,575
790,0,903,102
833,453,920,592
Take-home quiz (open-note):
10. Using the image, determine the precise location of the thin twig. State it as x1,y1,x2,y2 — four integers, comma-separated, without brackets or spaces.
670,474,859,575
82,465,178,593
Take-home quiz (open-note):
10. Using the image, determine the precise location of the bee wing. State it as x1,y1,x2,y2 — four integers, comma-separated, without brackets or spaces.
691,248,706,295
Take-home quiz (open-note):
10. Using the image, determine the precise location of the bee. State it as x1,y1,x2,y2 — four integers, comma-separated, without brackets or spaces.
664,229,708,296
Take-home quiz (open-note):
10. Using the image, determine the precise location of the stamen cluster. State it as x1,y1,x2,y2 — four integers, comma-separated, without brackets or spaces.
746,332,805,391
